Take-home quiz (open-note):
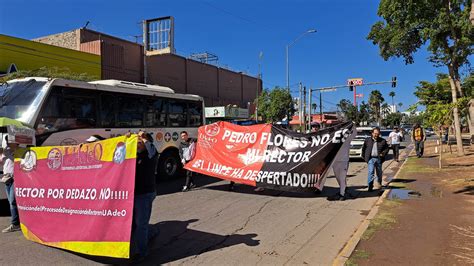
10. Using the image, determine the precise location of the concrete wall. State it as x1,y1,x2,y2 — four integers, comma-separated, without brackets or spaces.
33,30,79,50
146,53,261,108
79,29,143,82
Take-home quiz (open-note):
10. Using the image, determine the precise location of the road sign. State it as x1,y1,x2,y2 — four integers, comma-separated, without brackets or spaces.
347,78,363,86
356,93,364,98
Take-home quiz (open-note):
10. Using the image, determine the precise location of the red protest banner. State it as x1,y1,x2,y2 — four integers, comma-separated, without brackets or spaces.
185,121,355,193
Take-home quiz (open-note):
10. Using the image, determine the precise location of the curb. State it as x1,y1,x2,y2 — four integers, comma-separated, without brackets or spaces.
332,144,414,266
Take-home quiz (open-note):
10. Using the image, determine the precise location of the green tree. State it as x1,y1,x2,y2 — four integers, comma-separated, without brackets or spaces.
389,91,395,106
381,102,391,118
367,0,473,156
337,99,372,126
337,99,358,123
256,87,295,123
369,90,385,125
359,101,372,125
0,66,98,82
398,102,403,111
414,73,472,134
414,74,452,106
311,103,318,114
383,112,403,127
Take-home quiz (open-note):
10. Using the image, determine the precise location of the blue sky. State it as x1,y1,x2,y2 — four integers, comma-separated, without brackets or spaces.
0,0,460,112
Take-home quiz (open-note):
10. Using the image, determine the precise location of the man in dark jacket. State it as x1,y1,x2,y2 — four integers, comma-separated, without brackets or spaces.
361,127,389,191
131,131,158,260
179,131,196,192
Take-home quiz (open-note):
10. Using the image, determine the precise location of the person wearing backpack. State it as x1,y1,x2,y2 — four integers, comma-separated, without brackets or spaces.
412,124,426,158
179,131,196,192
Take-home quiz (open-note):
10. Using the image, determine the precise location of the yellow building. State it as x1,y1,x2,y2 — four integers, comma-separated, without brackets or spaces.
0,34,101,78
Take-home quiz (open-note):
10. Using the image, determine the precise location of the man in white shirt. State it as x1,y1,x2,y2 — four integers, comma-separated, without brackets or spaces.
388,127,403,162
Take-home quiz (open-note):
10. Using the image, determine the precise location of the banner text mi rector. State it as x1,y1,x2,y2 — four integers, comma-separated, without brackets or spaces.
186,121,354,193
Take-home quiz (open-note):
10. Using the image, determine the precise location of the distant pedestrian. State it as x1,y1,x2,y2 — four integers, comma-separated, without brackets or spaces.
331,127,357,200
411,124,426,158
1,138,20,233
443,126,449,143
388,127,403,162
179,131,196,192
361,127,389,191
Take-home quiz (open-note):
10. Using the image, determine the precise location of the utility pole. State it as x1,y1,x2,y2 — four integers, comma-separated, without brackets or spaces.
319,90,323,128
299,82,303,128
308,86,312,132
303,86,307,131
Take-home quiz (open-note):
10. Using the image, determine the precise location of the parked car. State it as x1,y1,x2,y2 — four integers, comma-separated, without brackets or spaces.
425,127,435,136
349,127,373,159
349,138,365,159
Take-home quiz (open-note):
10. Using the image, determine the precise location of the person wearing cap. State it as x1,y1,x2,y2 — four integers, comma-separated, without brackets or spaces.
1,137,20,233
388,127,403,162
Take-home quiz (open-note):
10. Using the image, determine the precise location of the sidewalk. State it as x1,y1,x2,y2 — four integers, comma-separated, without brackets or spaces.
345,141,474,265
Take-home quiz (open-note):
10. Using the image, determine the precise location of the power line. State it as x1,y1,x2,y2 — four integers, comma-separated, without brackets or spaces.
201,1,272,31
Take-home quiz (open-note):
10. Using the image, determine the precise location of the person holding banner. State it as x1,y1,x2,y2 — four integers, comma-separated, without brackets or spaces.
130,131,158,260
180,131,196,192
330,128,357,201
362,127,389,192
1,140,20,233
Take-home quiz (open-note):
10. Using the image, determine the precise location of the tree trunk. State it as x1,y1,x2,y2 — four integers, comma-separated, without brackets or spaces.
447,70,465,156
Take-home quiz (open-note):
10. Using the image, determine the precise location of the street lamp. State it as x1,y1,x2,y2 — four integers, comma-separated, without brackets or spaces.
285,29,316,123
286,29,317,91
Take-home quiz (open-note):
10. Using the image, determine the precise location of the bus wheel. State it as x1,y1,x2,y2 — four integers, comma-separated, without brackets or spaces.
158,150,181,179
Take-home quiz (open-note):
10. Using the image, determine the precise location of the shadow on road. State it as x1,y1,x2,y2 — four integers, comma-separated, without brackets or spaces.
453,185,474,196
0,199,11,217
145,219,259,264
62,219,259,265
156,174,222,196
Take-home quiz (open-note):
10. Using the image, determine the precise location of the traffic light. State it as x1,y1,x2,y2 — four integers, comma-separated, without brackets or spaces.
391,76,397,88
349,81,354,91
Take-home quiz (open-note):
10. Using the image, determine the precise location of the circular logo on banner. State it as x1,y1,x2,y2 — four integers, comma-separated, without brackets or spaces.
113,142,126,164
20,150,37,172
205,123,220,137
164,132,171,142
172,132,179,141
60,138,78,146
156,132,163,142
47,148,62,170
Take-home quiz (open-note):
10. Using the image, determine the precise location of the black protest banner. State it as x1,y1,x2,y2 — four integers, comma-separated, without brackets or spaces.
186,121,355,193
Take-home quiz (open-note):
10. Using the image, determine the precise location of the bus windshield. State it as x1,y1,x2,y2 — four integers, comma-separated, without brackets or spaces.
0,80,47,124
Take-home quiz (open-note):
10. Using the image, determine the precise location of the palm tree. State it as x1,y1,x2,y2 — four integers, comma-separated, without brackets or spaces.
311,103,317,114
398,102,403,111
369,90,385,125
389,91,396,106
381,103,391,118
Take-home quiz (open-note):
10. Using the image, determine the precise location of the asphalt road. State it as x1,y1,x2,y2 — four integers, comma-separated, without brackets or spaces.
0,143,411,265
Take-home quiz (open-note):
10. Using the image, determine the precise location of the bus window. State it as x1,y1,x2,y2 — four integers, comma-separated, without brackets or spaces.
100,94,116,128
37,87,97,134
168,100,187,127
188,101,203,127
117,96,144,127
144,97,167,127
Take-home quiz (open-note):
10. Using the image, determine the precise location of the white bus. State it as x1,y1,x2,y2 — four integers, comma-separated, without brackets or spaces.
0,77,205,179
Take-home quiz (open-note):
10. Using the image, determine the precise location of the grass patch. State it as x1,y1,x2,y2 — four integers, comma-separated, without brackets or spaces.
396,158,438,180
361,200,401,241
346,249,372,266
